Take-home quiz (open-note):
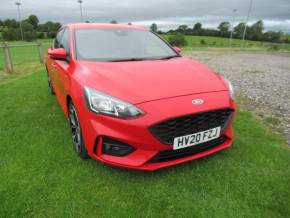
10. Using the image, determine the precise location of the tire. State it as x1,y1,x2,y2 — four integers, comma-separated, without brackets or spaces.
68,101,89,159
47,72,55,95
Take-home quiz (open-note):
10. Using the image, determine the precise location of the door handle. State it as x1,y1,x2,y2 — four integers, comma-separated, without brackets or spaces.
51,63,57,68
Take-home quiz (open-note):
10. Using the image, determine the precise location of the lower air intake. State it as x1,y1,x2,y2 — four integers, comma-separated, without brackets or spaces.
148,136,227,163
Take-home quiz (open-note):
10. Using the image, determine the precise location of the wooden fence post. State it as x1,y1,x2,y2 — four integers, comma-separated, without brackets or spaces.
2,42,13,73
37,42,44,64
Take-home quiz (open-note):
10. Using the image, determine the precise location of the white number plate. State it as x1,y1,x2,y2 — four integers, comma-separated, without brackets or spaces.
173,127,221,150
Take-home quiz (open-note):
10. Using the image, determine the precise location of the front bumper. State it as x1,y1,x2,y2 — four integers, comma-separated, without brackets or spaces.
77,91,236,170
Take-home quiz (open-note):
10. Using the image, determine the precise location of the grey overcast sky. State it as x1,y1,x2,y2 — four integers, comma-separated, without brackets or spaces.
0,0,289,32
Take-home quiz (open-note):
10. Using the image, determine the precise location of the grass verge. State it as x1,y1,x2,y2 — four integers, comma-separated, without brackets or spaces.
0,70,290,218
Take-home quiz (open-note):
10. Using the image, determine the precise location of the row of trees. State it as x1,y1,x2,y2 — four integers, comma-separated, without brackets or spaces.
1,15,288,44
0,15,61,41
150,21,288,43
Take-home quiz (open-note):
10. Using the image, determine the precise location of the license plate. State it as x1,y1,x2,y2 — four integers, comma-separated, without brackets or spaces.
173,127,221,150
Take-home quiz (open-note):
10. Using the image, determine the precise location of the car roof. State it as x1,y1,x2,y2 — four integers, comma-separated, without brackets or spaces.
65,23,148,31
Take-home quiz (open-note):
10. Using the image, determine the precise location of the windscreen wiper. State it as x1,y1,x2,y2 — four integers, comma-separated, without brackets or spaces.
109,55,180,62
109,58,147,62
156,55,180,60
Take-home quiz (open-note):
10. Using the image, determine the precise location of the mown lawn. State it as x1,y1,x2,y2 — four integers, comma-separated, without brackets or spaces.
0,40,51,71
0,41,51,83
0,70,290,217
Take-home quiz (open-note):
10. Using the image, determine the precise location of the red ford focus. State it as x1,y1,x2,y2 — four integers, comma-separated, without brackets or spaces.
46,23,236,170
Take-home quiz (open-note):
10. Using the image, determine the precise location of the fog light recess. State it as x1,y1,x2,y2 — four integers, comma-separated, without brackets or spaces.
102,137,135,157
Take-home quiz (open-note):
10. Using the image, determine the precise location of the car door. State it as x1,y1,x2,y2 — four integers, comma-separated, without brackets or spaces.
53,27,71,112
47,28,64,90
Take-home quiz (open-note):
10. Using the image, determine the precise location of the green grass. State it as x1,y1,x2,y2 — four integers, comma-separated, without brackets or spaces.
282,34,290,40
0,40,51,84
0,70,290,217
162,34,290,52
0,40,51,72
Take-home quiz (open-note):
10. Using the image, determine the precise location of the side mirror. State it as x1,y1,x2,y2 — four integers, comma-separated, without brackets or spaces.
48,48,67,60
173,46,182,53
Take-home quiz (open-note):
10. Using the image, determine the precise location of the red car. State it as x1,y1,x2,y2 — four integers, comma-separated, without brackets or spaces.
46,23,236,170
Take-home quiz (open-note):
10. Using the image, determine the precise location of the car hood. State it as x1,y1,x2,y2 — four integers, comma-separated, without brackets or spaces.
77,56,227,104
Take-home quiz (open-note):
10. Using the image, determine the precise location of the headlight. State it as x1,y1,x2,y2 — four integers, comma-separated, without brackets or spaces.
224,78,235,100
84,86,144,119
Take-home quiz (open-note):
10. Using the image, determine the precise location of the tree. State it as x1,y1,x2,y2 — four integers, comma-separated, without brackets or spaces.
164,19,283,43
249,20,264,41
10,19,19,28
37,32,45,39
37,23,45,32
263,31,282,43
110,20,118,24
218,21,230,37
1,15,64,41
234,23,247,38
38,21,61,38
2,28,21,40
3,19,18,28
202,28,220,37
54,22,62,31
3,19,12,27
150,23,158,32
2,29,14,40
177,25,189,34
21,21,34,32
27,15,39,29
252,20,264,33
168,33,187,47
24,31,37,41
47,32,56,38
193,23,202,35
20,21,37,41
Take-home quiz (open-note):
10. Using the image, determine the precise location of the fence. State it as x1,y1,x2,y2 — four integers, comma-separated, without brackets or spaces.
0,42,46,73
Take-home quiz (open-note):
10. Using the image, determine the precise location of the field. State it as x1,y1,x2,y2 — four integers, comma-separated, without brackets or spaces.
0,40,51,82
162,34,290,52
0,40,51,68
282,34,290,40
0,71,290,217
0,37,290,217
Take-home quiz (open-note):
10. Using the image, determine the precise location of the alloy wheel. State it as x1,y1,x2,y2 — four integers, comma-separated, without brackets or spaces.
69,104,82,154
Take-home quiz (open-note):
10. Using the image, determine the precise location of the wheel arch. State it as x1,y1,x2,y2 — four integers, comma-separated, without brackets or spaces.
66,95,72,117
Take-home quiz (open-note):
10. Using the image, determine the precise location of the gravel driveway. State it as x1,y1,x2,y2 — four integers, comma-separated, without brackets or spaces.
187,51,290,144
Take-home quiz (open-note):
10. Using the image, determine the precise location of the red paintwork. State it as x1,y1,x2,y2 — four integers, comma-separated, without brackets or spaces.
48,48,67,59
46,23,236,171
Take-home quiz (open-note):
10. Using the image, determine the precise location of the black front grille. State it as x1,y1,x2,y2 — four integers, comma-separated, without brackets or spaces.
148,136,227,163
149,108,233,145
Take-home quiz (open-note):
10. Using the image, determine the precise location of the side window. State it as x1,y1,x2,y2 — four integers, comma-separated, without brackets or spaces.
54,29,64,49
60,28,70,54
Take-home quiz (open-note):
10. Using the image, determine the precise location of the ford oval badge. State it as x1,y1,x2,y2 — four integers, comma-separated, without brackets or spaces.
192,99,204,105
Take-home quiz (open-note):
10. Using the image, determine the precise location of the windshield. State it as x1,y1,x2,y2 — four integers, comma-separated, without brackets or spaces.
75,28,178,62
